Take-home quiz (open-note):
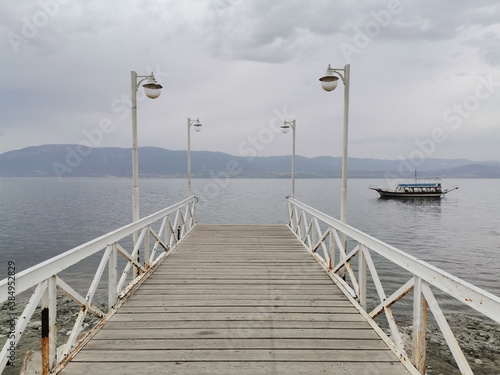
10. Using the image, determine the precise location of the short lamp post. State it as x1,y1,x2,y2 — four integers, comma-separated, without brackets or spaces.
281,119,296,198
187,118,202,196
319,64,350,224
130,71,162,277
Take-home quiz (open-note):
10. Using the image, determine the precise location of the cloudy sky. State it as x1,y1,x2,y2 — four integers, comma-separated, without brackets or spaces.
1,0,500,161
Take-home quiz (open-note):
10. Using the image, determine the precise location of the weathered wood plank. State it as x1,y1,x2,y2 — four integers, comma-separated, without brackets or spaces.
92,328,380,340
71,349,400,362
114,306,360,314
123,299,353,307
132,290,346,298
141,279,334,285
110,312,366,322
60,361,407,375
83,338,390,350
146,275,331,280
130,286,344,292
101,320,372,330
61,360,407,375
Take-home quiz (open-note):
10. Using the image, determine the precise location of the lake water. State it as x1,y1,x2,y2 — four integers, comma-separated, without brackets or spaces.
1,177,499,301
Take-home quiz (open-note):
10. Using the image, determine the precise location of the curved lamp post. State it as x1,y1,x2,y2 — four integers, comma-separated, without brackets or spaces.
130,71,162,223
187,118,202,196
130,71,162,277
319,64,350,224
281,119,296,198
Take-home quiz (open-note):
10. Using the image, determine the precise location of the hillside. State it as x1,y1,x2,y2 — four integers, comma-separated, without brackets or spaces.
0,145,499,178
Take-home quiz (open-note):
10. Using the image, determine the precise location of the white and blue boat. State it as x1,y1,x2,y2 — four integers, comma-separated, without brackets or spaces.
370,177,458,198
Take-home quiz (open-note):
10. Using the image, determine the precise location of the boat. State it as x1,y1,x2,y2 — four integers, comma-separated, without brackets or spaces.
369,176,458,198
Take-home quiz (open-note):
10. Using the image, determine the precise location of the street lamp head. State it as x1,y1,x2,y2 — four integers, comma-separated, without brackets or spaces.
143,74,163,99
193,118,202,132
319,64,339,92
281,123,290,134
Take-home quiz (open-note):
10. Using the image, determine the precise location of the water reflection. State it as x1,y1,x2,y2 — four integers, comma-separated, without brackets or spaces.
376,196,442,205
372,195,443,218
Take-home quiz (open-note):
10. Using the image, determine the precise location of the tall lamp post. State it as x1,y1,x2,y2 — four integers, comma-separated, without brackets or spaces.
130,71,163,224
187,118,202,196
130,71,162,277
281,119,296,198
319,64,350,224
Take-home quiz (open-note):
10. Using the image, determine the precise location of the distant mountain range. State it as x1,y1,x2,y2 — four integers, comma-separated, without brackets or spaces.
1,144,500,178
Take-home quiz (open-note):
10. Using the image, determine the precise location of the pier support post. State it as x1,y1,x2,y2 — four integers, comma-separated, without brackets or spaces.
358,245,367,310
41,276,57,375
108,243,118,308
412,276,428,373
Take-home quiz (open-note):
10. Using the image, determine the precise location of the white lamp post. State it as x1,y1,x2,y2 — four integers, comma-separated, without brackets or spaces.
319,64,350,224
130,71,162,277
130,71,163,224
281,119,296,198
187,118,202,196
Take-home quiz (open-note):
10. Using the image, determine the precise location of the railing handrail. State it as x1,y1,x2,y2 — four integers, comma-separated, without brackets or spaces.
0,196,196,302
286,197,500,322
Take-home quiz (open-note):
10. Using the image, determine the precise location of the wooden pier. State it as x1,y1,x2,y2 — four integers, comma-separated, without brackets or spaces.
59,224,410,374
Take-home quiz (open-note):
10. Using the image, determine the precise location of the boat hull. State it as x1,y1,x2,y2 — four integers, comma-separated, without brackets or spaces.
371,188,443,198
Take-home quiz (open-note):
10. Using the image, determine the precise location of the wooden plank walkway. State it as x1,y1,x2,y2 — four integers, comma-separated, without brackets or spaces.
59,224,410,374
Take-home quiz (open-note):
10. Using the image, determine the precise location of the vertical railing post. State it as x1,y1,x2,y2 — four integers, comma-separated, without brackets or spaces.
286,200,291,227
293,205,300,234
108,243,118,309
41,276,57,374
289,203,295,230
144,225,150,270
328,229,335,270
164,214,170,247
311,218,318,251
191,199,197,228
297,210,303,239
412,276,428,373
335,228,346,280
358,245,367,310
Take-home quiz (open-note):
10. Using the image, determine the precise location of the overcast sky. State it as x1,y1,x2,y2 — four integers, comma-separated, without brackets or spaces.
1,0,500,161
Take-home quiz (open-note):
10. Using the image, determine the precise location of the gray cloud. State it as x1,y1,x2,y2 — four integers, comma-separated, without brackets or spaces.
1,0,499,162
463,31,500,66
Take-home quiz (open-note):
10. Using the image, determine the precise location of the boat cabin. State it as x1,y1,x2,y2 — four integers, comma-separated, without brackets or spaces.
395,183,442,193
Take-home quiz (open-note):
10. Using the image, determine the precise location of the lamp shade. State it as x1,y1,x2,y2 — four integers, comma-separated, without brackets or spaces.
193,118,202,132
319,75,339,92
143,81,163,99
281,124,290,134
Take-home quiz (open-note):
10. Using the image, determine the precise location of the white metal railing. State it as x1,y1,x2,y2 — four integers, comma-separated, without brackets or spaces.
286,196,500,375
0,196,197,374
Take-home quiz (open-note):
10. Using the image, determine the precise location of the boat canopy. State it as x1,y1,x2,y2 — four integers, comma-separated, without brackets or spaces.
397,183,441,188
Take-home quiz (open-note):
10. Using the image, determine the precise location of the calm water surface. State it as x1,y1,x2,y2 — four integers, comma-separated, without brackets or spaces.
1,177,499,299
